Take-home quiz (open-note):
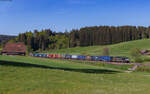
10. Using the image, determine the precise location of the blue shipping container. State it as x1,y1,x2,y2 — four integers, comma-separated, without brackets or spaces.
65,55,72,59
100,56,112,62
41,54,47,58
34,54,40,57
91,56,101,61
42,54,47,58
77,56,86,60
38,54,42,57
35,54,38,57
32,54,35,57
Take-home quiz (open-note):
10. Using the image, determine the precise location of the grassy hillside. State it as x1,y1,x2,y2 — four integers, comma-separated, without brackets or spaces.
46,39,150,57
0,56,150,94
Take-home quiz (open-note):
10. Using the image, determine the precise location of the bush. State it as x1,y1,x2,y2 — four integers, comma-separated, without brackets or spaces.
26,46,33,56
102,47,110,56
136,66,150,72
130,48,143,63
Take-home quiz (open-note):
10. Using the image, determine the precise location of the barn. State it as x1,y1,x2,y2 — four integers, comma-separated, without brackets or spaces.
1,43,26,55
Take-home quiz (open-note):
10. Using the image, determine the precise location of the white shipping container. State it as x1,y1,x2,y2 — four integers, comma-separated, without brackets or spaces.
72,55,78,59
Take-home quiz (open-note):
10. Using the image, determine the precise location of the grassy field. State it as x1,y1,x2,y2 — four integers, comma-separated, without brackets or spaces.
0,55,150,94
45,39,150,57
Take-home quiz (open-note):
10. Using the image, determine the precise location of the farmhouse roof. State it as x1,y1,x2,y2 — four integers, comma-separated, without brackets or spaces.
2,43,26,53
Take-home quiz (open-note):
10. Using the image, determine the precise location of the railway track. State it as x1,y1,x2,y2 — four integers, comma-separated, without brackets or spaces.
32,56,150,72
33,56,150,66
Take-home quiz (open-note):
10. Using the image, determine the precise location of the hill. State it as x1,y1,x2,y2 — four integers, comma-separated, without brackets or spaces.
0,56,150,94
47,39,150,57
0,35,16,44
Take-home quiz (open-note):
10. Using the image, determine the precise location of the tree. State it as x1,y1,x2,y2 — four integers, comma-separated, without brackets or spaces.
130,48,143,63
102,47,110,56
11,25,150,51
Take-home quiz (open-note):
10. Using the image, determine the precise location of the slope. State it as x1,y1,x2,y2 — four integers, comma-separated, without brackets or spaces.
47,39,150,57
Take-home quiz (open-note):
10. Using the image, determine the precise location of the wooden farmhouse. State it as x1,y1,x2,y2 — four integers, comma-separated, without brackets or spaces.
1,43,26,55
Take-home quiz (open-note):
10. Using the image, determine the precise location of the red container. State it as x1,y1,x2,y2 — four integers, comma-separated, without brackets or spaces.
48,54,61,58
48,54,51,58
48,54,52,58
58,54,61,58
51,54,55,58
48,54,55,58
52,54,55,58
54,54,58,58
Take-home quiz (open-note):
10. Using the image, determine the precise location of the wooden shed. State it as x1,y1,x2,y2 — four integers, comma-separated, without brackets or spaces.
1,43,26,55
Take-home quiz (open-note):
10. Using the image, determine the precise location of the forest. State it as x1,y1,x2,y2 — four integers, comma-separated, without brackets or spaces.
0,35,16,47
8,25,150,51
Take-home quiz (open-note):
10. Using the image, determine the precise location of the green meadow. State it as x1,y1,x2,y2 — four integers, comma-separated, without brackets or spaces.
0,56,150,94
46,39,150,57
1,39,150,94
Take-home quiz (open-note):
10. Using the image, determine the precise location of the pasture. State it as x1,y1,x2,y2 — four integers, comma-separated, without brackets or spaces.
0,56,150,94
46,39,150,57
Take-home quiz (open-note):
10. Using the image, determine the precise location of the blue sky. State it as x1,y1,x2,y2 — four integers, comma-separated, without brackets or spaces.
0,0,150,35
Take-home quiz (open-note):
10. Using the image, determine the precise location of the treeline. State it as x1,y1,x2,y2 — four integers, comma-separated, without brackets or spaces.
10,25,150,51
10,29,69,51
0,35,16,47
70,26,150,47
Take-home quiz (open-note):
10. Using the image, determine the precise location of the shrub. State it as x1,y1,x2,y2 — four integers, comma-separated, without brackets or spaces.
130,48,143,63
102,47,110,56
26,46,33,56
136,66,150,72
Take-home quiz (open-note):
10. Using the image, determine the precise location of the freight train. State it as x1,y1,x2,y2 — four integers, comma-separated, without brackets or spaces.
32,54,130,63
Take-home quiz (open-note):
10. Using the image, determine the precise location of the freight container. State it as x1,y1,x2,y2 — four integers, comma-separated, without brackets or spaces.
52,54,56,58
57,54,61,58
113,56,130,63
65,55,72,59
48,54,53,58
71,55,78,59
36,54,40,57
55,54,59,58
51,54,54,58
40,54,43,57
35,54,38,57
42,54,47,58
41,54,45,57
77,56,86,60
39,54,42,57
61,54,66,59
32,54,36,57
85,56,92,60
45,54,48,58
50,54,56,58
47,54,51,58
55,54,61,58
34,54,38,57
91,56,101,61
100,56,113,62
